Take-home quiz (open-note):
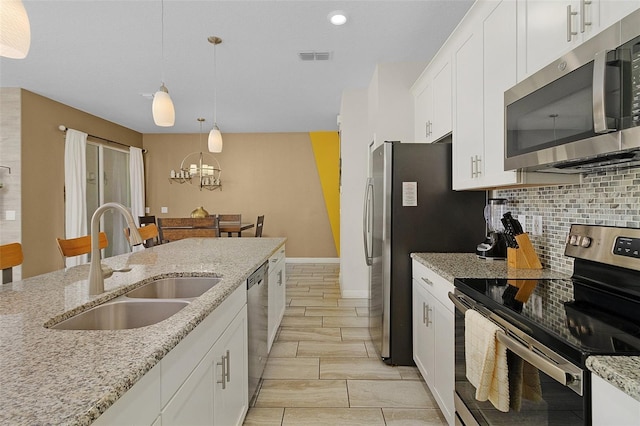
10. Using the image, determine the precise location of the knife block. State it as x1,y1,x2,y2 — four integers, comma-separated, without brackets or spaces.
507,233,543,269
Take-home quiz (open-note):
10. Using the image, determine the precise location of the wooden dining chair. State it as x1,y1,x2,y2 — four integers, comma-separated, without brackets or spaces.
157,217,220,242
139,215,157,226
255,215,264,237
0,242,24,284
124,224,159,248
57,232,108,260
218,214,242,237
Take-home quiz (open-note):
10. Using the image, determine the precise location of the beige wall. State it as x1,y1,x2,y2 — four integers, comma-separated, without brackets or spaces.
4,88,335,277
19,90,143,277
143,132,337,258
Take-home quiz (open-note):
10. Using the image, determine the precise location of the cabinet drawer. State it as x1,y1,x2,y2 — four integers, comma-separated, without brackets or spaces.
269,245,286,267
412,260,454,310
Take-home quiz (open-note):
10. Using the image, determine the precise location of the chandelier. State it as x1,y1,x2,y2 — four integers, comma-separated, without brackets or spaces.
169,118,222,191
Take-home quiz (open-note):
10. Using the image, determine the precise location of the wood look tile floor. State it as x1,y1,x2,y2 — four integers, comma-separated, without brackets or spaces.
243,264,447,426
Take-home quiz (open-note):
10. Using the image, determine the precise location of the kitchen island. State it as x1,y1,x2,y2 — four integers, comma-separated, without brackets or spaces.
0,237,285,425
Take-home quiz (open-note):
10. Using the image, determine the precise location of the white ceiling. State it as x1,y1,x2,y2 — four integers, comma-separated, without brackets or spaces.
1,0,474,134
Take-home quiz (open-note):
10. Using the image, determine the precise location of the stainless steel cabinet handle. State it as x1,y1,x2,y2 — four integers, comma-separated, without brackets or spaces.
567,5,577,42
425,122,429,138
421,277,434,286
476,155,482,177
580,0,591,33
278,270,283,286
225,349,231,383
470,156,475,178
422,302,427,324
217,354,227,389
426,305,432,326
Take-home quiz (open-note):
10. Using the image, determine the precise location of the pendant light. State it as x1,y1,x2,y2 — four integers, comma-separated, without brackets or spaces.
152,0,175,127
207,36,223,153
0,0,31,59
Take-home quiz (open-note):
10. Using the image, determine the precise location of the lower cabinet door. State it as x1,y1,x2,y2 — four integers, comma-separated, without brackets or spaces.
432,298,455,424
412,279,434,383
213,305,249,426
162,348,216,425
162,306,248,426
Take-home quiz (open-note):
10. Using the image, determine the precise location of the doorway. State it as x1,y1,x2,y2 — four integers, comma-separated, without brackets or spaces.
86,143,131,258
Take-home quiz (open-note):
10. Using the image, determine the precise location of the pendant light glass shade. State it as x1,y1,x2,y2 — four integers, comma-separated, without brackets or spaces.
0,0,31,59
152,83,175,127
208,125,223,153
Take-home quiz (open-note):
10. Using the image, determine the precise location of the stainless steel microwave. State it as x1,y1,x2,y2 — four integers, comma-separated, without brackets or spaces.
504,8,640,173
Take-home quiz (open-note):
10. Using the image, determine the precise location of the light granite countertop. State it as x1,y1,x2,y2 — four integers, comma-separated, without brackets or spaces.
410,252,569,282
0,237,285,426
587,356,640,402
411,252,640,403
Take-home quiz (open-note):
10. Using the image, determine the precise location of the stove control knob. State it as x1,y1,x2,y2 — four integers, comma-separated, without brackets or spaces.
570,235,579,246
580,236,591,248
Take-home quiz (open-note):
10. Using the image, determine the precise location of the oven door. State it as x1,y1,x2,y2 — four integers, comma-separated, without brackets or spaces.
450,291,589,426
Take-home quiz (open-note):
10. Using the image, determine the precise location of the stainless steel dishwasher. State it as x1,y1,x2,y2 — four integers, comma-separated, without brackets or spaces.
247,261,268,404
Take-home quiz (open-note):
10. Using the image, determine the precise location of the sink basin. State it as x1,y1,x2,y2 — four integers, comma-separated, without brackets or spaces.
125,277,221,299
50,300,190,330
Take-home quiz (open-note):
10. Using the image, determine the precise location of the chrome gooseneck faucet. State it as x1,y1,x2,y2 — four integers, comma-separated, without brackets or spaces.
88,202,144,295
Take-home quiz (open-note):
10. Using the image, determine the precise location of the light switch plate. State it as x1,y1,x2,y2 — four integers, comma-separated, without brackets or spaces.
145,207,150,214
5,210,16,221
161,207,168,214
517,215,526,233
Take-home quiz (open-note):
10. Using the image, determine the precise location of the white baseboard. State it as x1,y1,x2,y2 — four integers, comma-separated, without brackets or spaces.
286,257,340,264
340,290,369,299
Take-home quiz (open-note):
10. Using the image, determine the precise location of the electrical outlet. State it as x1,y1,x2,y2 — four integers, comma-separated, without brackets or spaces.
161,207,168,214
517,215,527,233
145,207,150,214
532,215,543,235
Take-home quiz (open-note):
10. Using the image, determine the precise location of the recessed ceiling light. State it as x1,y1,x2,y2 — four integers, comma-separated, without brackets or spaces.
328,10,347,26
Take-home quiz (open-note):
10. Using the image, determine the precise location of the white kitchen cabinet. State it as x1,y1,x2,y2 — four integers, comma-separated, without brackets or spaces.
268,245,286,352
163,303,248,426
517,0,640,80
368,62,427,149
412,56,452,143
592,374,640,425
452,16,485,190
412,260,455,425
163,305,247,425
93,363,161,426
453,0,579,190
96,284,248,426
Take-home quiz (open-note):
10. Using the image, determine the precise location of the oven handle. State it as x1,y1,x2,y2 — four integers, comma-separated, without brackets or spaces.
448,291,583,396
495,332,581,395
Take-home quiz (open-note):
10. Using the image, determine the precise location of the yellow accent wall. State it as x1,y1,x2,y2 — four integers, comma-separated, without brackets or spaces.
309,131,340,256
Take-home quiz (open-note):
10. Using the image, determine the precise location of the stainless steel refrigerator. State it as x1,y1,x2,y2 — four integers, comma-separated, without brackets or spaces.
363,140,486,366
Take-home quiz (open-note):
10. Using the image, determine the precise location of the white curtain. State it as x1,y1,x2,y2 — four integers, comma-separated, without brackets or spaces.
129,147,145,251
64,129,88,267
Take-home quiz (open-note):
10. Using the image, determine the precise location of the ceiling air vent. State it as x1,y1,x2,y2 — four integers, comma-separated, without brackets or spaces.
298,51,332,61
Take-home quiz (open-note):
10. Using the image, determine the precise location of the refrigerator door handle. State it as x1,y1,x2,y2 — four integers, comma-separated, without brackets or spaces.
363,178,374,266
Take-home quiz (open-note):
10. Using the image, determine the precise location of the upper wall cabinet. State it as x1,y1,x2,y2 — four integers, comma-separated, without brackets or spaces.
453,0,580,190
368,63,426,149
411,55,452,143
517,0,640,80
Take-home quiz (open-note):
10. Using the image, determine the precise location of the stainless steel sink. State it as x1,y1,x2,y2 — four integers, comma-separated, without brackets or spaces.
125,277,221,299
50,299,190,330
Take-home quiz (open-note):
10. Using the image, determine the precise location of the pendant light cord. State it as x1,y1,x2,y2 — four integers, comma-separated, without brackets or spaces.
161,0,165,83
213,40,217,126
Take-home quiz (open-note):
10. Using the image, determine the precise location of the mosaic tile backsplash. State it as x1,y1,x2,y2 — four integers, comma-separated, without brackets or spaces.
494,165,640,276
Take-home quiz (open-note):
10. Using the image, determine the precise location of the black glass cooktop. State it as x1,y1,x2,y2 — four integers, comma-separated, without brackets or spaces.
454,277,640,366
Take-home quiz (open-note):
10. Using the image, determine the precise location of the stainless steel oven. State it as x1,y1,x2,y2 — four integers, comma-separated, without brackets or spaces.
450,289,586,425
504,9,640,173
451,225,640,425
